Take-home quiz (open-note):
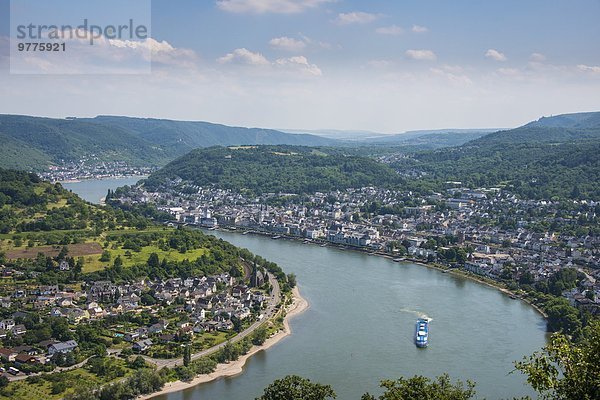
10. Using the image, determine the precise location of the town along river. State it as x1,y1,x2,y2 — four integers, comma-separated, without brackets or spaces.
155,230,547,400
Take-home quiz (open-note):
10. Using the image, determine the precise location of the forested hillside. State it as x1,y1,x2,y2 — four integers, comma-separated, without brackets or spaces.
0,115,336,170
145,146,402,195
393,112,600,200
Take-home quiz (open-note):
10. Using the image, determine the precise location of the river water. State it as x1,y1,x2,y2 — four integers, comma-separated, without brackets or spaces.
66,179,547,400
62,176,144,204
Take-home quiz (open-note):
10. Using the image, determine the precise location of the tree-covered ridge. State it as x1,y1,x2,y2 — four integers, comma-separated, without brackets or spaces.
387,111,600,200
0,115,172,170
145,146,402,195
470,111,600,146
0,168,149,233
395,140,600,200
0,114,336,170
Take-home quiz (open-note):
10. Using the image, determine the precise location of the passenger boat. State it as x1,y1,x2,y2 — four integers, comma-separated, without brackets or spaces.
415,318,429,348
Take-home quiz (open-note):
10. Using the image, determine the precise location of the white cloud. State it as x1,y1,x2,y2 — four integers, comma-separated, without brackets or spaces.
216,0,333,14
275,56,322,76
375,25,403,35
485,49,507,62
530,52,546,62
411,25,428,33
335,12,378,25
270,36,306,52
217,49,322,76
218,48,270,65
406,49,437,61
577,64,600,74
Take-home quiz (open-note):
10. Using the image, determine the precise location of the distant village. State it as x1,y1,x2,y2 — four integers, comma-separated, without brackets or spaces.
116,179,600,317
40,158,154,182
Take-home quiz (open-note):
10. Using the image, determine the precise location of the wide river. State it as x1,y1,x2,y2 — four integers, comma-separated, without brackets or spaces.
66,179,547,400
62,176,144,204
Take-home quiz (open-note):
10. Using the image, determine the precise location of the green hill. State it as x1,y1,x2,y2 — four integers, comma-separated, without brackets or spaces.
0,115,337,171
394,112,600,200
145,146,401,195
83,116,337,152
0,168,150,234
470,112,600,146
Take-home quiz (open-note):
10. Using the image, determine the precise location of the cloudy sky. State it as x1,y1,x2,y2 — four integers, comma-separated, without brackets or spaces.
1,0,599,133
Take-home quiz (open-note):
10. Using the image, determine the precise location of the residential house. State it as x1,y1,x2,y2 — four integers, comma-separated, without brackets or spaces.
48,340,78,355
0,348,17,362
132,339,153,352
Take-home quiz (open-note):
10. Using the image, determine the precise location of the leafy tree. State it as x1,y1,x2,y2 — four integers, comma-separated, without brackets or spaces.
147,252,160,268
256,375,336,400
515,321,600,400
129,355,147,369
141,293,157,306
544,297,582,336
252,326,268,346
113,255,123,268
99,250,111,262
183,344,191,367
361,374,476,400
287,273,297,289
57,245,69,260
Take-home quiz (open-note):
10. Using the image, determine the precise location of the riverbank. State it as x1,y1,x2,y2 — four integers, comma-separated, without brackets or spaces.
208,227,549,320
139,286,309,400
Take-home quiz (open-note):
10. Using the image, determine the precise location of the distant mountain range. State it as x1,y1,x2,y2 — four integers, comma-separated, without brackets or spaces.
2,109,599,199
282,128,500,148
0,115,337,170
145,112,600,199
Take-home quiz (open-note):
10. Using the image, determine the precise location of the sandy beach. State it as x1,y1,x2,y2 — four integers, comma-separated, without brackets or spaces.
139,286,309,399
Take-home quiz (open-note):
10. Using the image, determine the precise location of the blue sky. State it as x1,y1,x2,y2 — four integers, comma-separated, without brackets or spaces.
1,0,599,132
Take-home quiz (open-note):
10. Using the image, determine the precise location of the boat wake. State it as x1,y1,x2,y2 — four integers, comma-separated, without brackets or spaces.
399,308,433,322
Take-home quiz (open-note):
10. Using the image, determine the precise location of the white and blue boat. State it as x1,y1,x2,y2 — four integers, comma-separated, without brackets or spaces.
415,318,429,348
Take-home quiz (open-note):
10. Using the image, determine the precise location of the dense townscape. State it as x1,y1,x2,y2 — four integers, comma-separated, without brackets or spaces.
113,178,600,324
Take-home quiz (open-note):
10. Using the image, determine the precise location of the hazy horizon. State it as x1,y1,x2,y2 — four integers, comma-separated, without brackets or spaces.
1,0,599,133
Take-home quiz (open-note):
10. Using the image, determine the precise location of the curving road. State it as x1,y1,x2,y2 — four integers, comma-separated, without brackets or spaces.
144,272,281,369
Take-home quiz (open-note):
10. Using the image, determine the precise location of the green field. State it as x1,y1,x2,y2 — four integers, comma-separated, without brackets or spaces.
82,244,208,273
1,225,209,274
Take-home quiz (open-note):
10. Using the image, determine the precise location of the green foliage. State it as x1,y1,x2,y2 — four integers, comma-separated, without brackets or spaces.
396,140,600,200
361,374,476,400
514,320,600,400
251,326,268,346
0,167,159,234
99,250,111,262
145,146,401,195
544,297,583,337
183,345,191,367
0,115,334,170
287,273,297,289
256,375,337,400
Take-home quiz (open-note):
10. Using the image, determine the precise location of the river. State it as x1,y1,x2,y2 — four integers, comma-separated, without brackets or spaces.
62,176,144,204
66,179,547,400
